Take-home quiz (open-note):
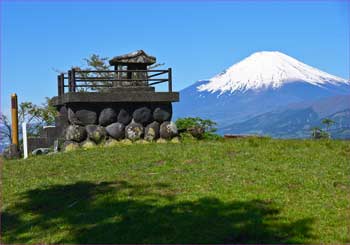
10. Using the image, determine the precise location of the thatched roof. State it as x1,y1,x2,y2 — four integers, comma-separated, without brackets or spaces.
109,50,156,66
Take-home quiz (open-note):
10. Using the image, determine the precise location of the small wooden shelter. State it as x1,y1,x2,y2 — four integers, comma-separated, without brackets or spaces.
109,50,157,87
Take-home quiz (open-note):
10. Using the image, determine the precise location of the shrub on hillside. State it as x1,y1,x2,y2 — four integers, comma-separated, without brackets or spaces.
175,117,220,140
310,127,330,139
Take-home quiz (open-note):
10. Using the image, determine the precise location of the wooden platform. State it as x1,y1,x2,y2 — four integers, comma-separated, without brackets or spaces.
52,91,179,106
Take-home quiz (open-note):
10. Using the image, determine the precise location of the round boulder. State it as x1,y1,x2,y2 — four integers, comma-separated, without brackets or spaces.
106,122,125,140
118,109,132,125
153,107,171,123
81,140,96,149
170,137,181,144
75,109,97,125
63,141,80,152
120,139,133,145
125,122,144,141
187,126,205,139
99,108,117,126
59,105,68,116
57,106,69,129
65,125,87,142
105,139,120,147
86,125,107,144
68,108,83,125
135,139,149,144
160,121,178,139
156,138,167,144
133,107,152,125
144,121,160,141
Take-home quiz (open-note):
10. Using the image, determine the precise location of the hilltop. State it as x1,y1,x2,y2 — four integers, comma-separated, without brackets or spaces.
1,138,349,243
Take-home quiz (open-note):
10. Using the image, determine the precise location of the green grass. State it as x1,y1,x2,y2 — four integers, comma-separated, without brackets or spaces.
1,138,350,244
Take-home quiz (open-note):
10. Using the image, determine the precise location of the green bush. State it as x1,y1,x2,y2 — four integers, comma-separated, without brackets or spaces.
175,117,217,133
202,132,222,140
310,127,330,139
175,117,221,140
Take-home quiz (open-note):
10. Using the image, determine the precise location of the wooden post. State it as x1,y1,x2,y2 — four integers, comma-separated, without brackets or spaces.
57,75,62,96
168,68,172,92
60,73,65,95
11,93,19,147
71,68,76,92
68,70,72,92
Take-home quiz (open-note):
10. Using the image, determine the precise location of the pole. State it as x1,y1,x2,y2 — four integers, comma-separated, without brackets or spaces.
71,68,76,92
22,122,28,159
11,93,19,147
57,75,62,96
68,70,72,92
60,73,65,95
168,68,172,92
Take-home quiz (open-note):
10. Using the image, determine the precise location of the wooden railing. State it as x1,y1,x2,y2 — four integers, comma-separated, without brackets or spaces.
57,68,172,96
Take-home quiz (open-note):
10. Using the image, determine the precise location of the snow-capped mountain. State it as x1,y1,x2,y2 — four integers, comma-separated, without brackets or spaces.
198,51,348,93
173,51,350,133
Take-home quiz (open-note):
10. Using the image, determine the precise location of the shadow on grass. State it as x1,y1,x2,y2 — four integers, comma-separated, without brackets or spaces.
2,180,314,243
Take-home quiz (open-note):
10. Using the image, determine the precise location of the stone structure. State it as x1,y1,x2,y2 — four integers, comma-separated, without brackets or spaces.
28,50,179,151
109,50,156,88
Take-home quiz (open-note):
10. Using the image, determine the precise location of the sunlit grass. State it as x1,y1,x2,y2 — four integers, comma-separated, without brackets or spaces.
1,138,349,243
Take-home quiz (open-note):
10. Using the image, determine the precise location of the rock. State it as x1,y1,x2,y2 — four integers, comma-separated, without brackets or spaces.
133,107,152,125
32,148,50,155
187,126,205,139
99,108,117,126
120,139,133,145
57,106,70,131
75,109,97,125
85,124,97,134
105,139,120,147
153,107,171,123
86,125,107,143
106,122,125,140
135,139,149,144
125,122,144,141
156,138,167,144
170,137,181,144
144,121,160,141
81,140,97,149
63,141,80,152
159,121,178,139
118,109,132,125
179,132,196,141
68,108,83,125
65,125,87,142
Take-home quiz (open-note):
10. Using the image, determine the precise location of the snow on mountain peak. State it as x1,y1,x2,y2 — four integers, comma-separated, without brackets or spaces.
198,51,349,93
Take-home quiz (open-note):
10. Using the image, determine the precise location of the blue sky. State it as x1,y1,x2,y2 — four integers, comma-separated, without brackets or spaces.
1,0,349,115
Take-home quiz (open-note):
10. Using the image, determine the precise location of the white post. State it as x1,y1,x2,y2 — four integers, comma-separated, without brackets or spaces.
22,122,28,159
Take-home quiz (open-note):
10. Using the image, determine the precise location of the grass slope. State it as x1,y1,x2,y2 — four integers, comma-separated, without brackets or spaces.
1,138,350,244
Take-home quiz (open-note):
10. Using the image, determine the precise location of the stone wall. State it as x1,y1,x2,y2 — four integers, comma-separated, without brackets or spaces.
58,102,178,148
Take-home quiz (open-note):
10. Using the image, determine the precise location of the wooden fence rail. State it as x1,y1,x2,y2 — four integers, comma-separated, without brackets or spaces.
57,68,173,96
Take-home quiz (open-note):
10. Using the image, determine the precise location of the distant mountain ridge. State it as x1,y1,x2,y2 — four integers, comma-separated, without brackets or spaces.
173,51,350,138
286,94,350,117
219,107,319,138
220,96,350,138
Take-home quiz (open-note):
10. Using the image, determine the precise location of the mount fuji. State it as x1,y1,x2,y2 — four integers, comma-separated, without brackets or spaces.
173,51,350,137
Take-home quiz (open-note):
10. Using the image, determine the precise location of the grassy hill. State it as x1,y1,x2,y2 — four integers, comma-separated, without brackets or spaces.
1,138,350,244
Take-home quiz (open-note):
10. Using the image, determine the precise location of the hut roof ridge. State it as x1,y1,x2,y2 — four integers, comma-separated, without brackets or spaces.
109,50,156,65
